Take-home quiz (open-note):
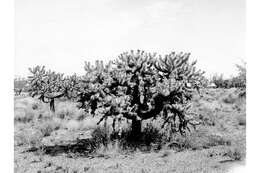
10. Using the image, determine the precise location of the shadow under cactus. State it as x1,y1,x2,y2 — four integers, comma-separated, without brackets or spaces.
25,125,166,157
26,138,98,157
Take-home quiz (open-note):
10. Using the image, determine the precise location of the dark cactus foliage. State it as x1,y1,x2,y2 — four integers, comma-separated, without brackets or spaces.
77,50,204,135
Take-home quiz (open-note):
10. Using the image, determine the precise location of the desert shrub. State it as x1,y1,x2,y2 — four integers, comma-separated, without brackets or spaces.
19,97,39,106
142,123,163,145
15,129,43,147
37,111,52,120
55,101,87,120
237,115,246,126
198,113,216,126
14,98,46,123
15,131,29,146
91,126,110,149
32,102,40,110
234,93,246,111
75,109,87,121
171,128,231,150
222,94,236,104
238,89,246,98
37,120,61,137
56,102,78,119
14,109,34,123
117,123,165,151
94,140,122,157
223,89,246,107
90,122,165,152
225,147,244,161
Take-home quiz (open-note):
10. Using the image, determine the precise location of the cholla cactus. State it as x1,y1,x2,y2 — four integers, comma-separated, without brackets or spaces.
28,50,204,137
78,50,204,137
28,66,79,112
76,60,112,113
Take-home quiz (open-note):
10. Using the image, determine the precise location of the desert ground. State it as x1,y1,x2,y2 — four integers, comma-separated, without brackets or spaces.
14,88,246,173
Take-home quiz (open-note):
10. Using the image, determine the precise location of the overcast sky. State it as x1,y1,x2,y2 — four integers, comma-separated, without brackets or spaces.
15,0,245,78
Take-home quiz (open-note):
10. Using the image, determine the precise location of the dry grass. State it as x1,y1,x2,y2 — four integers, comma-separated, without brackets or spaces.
14,89,246,173
169,128,231,151
14,109,34,123
55,101,87,120
37,119,61,137
94,140,123,158
63,119,81,131
80,117,99,130
225,147,244,161
237,115,246,126
15,128,43,147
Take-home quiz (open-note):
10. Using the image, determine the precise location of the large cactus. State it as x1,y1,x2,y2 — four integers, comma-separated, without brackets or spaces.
78,50,204,137
28,51,204,136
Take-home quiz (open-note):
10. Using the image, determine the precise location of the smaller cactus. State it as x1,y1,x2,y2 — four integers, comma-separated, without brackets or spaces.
27,66,79,112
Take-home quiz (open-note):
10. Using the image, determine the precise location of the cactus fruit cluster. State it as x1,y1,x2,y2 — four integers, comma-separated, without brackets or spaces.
28,50,205,136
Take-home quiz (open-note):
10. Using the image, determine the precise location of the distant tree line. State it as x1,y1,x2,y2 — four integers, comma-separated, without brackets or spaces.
210,61,246,89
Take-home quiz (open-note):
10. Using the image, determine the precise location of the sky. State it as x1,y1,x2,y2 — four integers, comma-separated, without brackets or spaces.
15,0,245,78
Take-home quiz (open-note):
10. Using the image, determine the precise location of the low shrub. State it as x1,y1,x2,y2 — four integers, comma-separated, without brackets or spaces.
142,123,164,145
75,110,88,121
15,129,43,147
171,128,231,150
37,120,61,137
55,102,78,120
91,126,110,148
90,122,165,152
225,147,244,161
237,115,246,126
14,109,34,123
94,140,122,157
37,111,52,120
198,113,216,126
222,94,236,104
32,102,40,110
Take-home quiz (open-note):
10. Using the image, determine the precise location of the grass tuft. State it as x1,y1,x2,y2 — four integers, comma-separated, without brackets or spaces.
37,120,61,137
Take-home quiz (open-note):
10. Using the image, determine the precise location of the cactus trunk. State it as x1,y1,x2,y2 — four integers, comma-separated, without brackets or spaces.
131,119,142,139
50,98,55,112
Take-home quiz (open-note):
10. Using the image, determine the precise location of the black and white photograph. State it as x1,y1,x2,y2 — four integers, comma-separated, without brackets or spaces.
13,0,246,172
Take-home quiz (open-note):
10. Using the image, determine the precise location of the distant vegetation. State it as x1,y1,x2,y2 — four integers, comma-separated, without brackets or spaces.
14,77,29,95
210,61,246,89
